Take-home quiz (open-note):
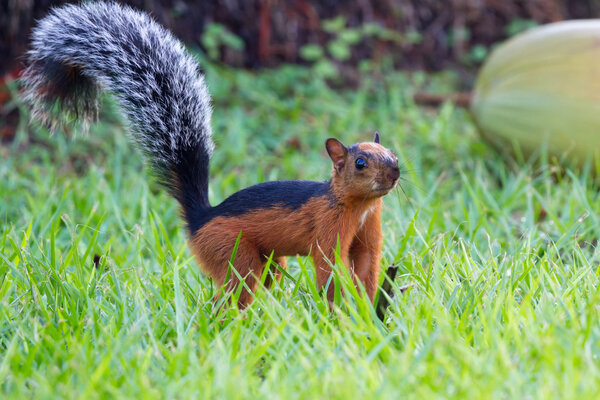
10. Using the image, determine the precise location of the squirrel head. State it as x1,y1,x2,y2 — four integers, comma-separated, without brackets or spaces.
326,132,399,202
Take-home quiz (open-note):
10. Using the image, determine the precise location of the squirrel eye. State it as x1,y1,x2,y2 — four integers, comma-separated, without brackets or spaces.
355,157,367,170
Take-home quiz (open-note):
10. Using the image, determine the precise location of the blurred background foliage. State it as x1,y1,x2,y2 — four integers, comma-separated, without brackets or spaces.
3,0,600,74
1,0,600,142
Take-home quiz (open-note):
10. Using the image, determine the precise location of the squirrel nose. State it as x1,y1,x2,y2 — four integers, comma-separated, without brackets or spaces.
387,165,400,182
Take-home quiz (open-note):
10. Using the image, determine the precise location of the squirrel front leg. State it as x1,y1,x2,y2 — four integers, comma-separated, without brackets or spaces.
314,237,352,302
348,206,383,302
314,250,337,303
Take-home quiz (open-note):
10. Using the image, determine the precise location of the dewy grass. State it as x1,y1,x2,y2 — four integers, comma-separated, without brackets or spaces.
1,63,600,398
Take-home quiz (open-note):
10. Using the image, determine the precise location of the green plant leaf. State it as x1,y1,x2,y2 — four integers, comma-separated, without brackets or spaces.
327,40,351,61
339,29,362,45
313,59,338,78
299,44,324,61
323,16,346,33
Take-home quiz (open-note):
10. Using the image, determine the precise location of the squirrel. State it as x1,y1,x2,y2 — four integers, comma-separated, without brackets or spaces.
22,2,400,308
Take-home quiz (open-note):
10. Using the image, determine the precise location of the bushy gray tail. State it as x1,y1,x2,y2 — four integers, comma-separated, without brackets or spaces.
22,2,214,233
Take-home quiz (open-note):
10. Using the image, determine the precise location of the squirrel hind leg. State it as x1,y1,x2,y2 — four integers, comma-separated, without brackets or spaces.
227,245,266,309
196,238,265,309
263,257,286,289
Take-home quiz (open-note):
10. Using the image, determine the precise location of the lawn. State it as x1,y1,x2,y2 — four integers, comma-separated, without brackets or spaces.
1,62,600,399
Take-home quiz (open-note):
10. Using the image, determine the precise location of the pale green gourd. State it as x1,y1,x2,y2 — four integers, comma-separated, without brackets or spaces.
472,20,600,161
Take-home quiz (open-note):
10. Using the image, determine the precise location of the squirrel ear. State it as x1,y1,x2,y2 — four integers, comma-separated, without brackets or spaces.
325,138,348,171
374,131,380,144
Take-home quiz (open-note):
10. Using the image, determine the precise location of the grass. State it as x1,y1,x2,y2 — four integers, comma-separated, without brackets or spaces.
2,61,600,399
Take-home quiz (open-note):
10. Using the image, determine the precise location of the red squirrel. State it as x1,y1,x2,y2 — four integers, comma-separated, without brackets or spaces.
22,2,400,308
